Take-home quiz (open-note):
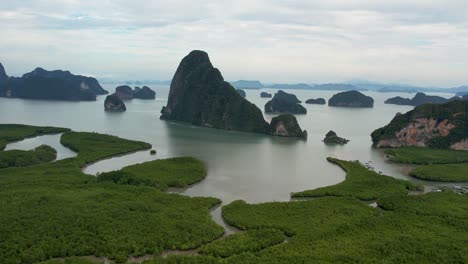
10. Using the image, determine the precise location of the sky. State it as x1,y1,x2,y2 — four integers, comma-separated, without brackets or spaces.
1,0,468,87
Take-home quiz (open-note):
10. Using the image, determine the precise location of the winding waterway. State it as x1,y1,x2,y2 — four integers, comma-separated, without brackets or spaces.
1,86,461,213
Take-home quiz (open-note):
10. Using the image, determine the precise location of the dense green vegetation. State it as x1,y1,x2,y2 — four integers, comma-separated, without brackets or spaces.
98,157,207,190
371,100,468,148
0,145,57,168
199,229,285,257
385,147,468,164
0,125,223,264
410,163,468,182
147,158,467,264
60,131,151,165
292,158,421,200
384,147,468,182
0,124,69,150
2,124,467,263
39,257,102,264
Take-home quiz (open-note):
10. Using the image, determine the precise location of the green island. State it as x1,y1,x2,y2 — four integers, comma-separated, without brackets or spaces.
0,125,223,264
0,144,57,168
384,147,468,182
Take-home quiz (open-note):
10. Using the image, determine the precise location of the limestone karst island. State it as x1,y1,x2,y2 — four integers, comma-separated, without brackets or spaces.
0,2,467,264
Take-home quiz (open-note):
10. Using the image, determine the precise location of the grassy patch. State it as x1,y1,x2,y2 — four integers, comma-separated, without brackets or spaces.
98,157,207,190
199,228,285,258
385,147,468,165
0,145,56,169
292,158,421,200
0,128,223,264
60,132,151,165
0,124,69,150
409,163,468,182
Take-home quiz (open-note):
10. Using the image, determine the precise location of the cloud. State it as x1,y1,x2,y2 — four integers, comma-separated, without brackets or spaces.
1,0,468,86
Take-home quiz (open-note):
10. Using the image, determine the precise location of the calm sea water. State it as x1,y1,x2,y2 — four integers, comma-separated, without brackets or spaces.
0,86,459,208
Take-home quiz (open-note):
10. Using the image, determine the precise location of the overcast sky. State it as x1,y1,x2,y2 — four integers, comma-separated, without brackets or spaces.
1,0,468,87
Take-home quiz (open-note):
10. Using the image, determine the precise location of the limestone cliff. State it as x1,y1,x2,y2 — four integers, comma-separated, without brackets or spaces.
371,100,468,150
328,90,374,107
160,50,270,134
104,94,126,112
0,64,107,101
265,90,307,114
269,114,307,139
160,50,307,138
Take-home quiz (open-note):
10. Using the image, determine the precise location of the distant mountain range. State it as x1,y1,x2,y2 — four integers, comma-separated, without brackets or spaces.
228,79,468,94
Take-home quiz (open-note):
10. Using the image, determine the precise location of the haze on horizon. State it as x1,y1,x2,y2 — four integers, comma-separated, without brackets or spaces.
1,0,468,87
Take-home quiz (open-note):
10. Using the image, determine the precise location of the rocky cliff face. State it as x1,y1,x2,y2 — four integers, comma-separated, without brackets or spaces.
323,130,349,144
328,90,374,107
0,64,107,101
104,94,126,111
160,50,270,134
372,100,468,150
265,90,307,114
268,114,307,139
385,93,452,106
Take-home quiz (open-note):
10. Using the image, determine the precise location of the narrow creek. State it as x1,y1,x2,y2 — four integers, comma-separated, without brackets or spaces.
5,133,77,160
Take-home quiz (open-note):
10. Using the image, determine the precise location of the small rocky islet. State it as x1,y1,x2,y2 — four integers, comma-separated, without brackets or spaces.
114,85,156,100
323,130,349,145
134,86,156,99
160,50,307,138
260,92,272,98
269,114,307,139
104,93,126,112
265,90,307,114
103,85,156,111
305,98,326,105
328,90,374,107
